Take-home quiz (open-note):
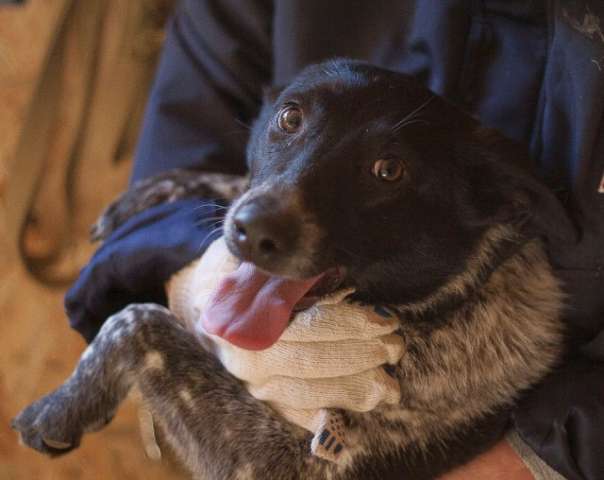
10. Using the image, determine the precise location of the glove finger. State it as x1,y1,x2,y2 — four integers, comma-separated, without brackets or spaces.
281,300,401,343
213,334,405,382
248,367,401,411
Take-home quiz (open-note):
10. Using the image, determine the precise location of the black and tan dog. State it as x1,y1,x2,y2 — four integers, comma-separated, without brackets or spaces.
12,60,576,479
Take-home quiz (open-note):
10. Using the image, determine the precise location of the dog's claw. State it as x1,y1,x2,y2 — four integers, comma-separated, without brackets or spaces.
90,209,117,242
42,438,73,450
89,221,105,242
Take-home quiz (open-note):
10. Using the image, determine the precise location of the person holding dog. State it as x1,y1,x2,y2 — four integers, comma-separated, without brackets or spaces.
66,1,604,479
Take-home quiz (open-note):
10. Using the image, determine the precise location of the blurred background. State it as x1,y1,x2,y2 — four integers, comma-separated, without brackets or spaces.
0,0,187,477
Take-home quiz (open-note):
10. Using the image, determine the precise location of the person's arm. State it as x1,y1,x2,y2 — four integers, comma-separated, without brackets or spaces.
513,352,604,480
65,0,273,342
440,438,534,480
131,0,272,181
398,2,604,477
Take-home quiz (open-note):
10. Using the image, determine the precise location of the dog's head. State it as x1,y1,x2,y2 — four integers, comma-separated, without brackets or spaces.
223,59,576,305
207,60,576,349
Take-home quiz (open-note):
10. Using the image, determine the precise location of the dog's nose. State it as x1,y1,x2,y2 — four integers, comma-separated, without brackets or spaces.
232,202,297,263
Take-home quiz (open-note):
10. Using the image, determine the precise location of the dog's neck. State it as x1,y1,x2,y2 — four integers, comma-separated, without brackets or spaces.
397,225,535,324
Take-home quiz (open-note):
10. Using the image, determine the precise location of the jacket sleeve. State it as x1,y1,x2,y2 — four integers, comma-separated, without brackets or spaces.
66,0,273,341
509,1,604,477
131,0,273,181
513,352,604,480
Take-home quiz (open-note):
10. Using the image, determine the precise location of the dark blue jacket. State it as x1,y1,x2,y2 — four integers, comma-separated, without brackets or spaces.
66,1,604,478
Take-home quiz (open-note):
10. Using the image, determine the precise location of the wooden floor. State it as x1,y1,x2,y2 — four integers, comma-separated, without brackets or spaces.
0,2,186,479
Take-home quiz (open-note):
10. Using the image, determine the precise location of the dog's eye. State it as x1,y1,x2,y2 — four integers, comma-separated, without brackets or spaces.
372,159,404,181
277,105,303,133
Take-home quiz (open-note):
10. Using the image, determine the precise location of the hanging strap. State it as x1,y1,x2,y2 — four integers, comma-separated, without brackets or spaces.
4,0,173,285
3,0,74,274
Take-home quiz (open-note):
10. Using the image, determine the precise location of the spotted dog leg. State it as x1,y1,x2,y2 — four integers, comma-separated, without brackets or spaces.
11,304,171,456
11,304,322,479
90,169,248,242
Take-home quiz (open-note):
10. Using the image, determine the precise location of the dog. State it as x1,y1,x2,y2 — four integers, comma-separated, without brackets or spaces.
12,59,576,479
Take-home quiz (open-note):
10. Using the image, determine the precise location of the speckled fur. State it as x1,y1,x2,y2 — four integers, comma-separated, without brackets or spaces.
90,170,248,242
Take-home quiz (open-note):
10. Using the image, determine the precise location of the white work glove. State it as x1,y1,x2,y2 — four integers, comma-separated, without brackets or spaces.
167,238,404,462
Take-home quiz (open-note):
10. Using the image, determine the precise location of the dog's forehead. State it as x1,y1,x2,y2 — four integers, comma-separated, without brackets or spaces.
280,82,366,112
281,66,431,122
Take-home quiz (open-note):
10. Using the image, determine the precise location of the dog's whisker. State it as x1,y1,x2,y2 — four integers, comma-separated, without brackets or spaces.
235,117,252,131
197,213,226,219
198,226,224,253
195,202,229,211
196,221,225,235
194,206,229,212
391,95,435,132
207,221,225,231
410,244,432,260
335,245,371,262
195,216,226,226
393,118,431,133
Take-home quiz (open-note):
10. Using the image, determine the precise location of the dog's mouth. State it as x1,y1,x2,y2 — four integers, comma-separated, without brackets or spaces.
201,263,345,351
292,266,346,311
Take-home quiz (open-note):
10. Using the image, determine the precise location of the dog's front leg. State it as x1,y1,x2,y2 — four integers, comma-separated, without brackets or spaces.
11,304,178,455
90,170,248,241
12,304,329,479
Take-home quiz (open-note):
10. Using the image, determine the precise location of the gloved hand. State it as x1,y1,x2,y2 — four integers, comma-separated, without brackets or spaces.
167,237,405,462
65,199,224,342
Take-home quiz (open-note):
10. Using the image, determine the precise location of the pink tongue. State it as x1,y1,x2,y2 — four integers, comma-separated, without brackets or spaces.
201,262,323,350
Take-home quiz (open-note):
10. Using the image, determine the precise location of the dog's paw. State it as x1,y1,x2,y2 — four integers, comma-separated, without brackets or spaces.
11,389,83,457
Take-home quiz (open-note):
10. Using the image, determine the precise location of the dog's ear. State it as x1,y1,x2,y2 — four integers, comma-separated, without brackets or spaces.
507,173,578,244
262,85,286,105
466,128,579,245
